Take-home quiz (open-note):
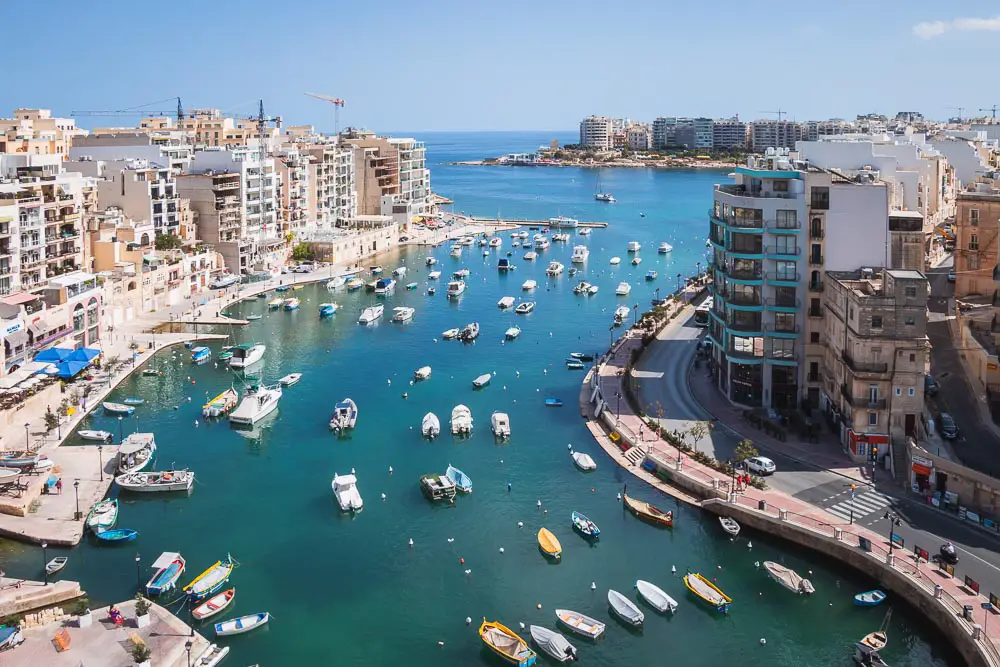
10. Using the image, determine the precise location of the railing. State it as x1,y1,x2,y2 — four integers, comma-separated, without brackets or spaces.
809,227,825,239
808,254,824,265
726,346,762,360
728,244,764,255
841,383,887,409
728,267,765,281
766,245,801,257
726,293,763,306
765,323,801,334
727,319,764,333
765,297,800,308
842,351,888,374
766,219,801,231
765,271,799,282
807,308,824,318
718,184,797,200
807,373,820,382
808,281,824,292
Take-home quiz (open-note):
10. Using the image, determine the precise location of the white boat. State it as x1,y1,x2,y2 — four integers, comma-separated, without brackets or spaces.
279,373,302,387
571,451,596,471
473,373,492,388
117,470,194,493
497,296,515,309
609,256,621,265
546,261,564,276
491,412,511,438
588,284,599,294
146,551,186,596
522,280,537,290
330,398,358,431
614,305,630,324
283,298,301,311
533,235,550,250
414,366,432,381
428,271,441,280
370,265,384,275
214,612,269,637
505,326,521,340
45,557,68,576
453,269,471,278
515,301,535,314
450,247,462,258
421,412,441,438
327,275,349,290
228,383,282,426
578,228,592,236
489,237,502,248
524,251,538,261
529,626,578,663
375,278,396,295
392,266,408,278
479,238,488,247
549,216,579,229
635,579,678,613
608,589,644,627
442,328,460,340
195,644,230,667
616,282,632,295
632,256,642,265
79,430,112,441
451,404,473,435
332,473,363,512
570,246,589,263
460,322,480,341
117,433,156,474
446,281,467,298
426,257,437,266
518,231,529,239
658,242,673,254
391,306,415,322
573,281,592,295
228,343,266,369
358,304,384,324
461,236,475,246
555,609,605,640
763,561,815,595
86,499,118,531
719,516,741,537
627,241,641,253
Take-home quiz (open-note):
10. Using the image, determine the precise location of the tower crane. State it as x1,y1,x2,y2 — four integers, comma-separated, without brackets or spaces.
304,92,346,134
252,99,281,155
758,109,787,121
946,106,965,122
71,97,185,125
980,105,999,120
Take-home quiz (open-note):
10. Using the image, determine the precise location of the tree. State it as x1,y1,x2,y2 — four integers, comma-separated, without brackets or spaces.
291,243,314,262
734,438,759,465
154,234,183,251
131,641,151,664
43,408,58,433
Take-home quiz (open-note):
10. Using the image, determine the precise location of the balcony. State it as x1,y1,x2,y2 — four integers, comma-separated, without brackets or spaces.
718,184,797,200
726,292,763,307
841,351,889,376
766,323,801,334
769,351,798,362
765,297,800,312
727,265,764,281
807,372,820,383
726,345,763,361
766,271,799,283
766,219,801,232
841,383,887,410
808,254,824,266
808,280,824,292
809,227,825,239
728,318,764,333
807,307,824,318
766,245,800,258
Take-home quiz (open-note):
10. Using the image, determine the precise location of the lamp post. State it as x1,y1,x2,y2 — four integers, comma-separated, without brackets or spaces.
117,416,123,444
41,542,48,586
24,422,29,451
135,553,141,591
186,639,193,667
676,272,682,296
696,261,702,281
73,479,80,520
615,391,622,421
98,444,103,482
883,510,902,554
871,444,878,484
849,484,856,525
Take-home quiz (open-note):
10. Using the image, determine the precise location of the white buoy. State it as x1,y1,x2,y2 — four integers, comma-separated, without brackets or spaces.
760,638,766,645
671,565,677,574
747,541,753,549
754,561,760,568
409,538,414,547
447,537,454,543
465,569,471,575
590,582,596,590
465,617,472,625
381,493,387,501
438,641,444,647
351,467,356,475
389,466,394,475
543,369,547,375
187,396,192,402
409,380,414,386
499,547,505,553
517,522,523,528
617,493,622,501
194,420,199,427
519,622,525,630
567,443,573,450
537,500,542,508
387,379,391,385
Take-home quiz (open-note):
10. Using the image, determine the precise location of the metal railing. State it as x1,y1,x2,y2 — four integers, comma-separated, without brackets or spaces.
808,254,824,265
765,271,799,282
808,281,824,292
765,297,800,308
766,245,801,257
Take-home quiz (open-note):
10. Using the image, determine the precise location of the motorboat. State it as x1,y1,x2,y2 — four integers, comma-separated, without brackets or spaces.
522,280,537,290
392,266,408,278
636,579,678,613
608,589,643,627
566,359,585,370
505,326,521,340
446,280,467,298
358,304,384,324
569,352,594,361
192,589,235,621
450,247,462,258
529,625,577,663
195,645,230,667
489,237,502,248
421,412,441,438
318,303,339,317
473,373,492,388
117,433,156,474
218,348,233,361
646,270,658,281
461,236,475,246
283,298,301,311
327,274,349,290
524,251,538,261
215,612,269,637
375,278,396,295
551,233,571,242
453,269,471,278
228,382,282,426
616,282,632,295
279,373,302,387
854,590,887,607
141,368,163,377
0,626,22,651
567,267,577,276
719,516,741,537
614,305,630,324
45,557,68,576
414,366,432,381
571,511,600,537
595,192,615,203
571,246,589,263
330,398,359,432
442,328,460,340
275,285,291,292
426,256,437,266
391,306,415,322
228,343,265,369
245,314,262,321
123,398,145,406
545,398,564,407
764,561,815,594
184,555,236,600
587,284,599,294
479,619,537,667
533,235,550,250
445,464,472,493
79,429,112,442
209,274,239,289
498,258,515,271
370,265,384,275
86,499,119,531
497,296,515,309
573,281,592,295
460,322,480,341
555,609,605,640
491,411,511,438
146,552,186,596
519,231,530,239
515,301,535,315
627,241,641,253
421,472,458,501
632,256,642,266
451,404,473,435
683,572,731,614
571,451,596,471
428,271,441,280
549,216,579,229
578,228,592,236
546,261,564,276
267,297,285,309
658,242,673,253
117,470,194,493
332,473,363,512
538,528,562,560
104,401,135,415
346,277,364,290
609,256,621,265
95,528,138,543
623,488,673,527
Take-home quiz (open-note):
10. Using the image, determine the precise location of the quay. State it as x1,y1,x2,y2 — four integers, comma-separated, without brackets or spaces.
468,216,608,228
0,576,83,617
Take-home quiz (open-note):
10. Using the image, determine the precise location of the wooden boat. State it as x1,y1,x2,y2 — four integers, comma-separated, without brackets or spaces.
267,297,285,309
445,464,472,493
117,433,156,475
859,630,887,651
94,528,138,543
854,590,886,607
195,644,230,667
116,470,194,493
146,552,186,595
635,579,678,613
528,625,577,663
78,429,112,441
85,499,119,531
544,398,563,407
214,612,269,637
763,561,815,595
479,619,537,666
856,609,892,664
203,388,239,418
45,557,68,575
719,516,741,537
555,609,605,639
683,572,731,614
537,528,562,560
123,398,145,406
192,588,236,621
185,555,236,599
571,511,600,537
608,589,643,627
102,401,134,415
571,452,596,471
623,487,673,527
0,452,39,469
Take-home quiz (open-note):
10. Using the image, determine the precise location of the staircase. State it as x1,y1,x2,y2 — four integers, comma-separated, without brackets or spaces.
623,446,646,467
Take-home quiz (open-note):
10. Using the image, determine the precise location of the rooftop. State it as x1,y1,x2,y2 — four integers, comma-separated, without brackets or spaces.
886,268,926,281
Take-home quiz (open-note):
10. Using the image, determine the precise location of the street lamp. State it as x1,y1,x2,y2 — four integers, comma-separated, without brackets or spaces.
24,423,29,451
117,416,123,444
186,639,193,667
41,542,48,586
871,444,878,484
676,272,682,297
696,261,702,280
98,444,103,482
73,479,80,520
882,510,902,554
615,391,622,420
849,484,856,525
135,553,141,591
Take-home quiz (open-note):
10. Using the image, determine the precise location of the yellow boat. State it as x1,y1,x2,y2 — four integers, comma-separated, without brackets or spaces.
183,555,235,599
292,284,304,291
202,388,238,418
537,527,562,560
479,618,537,666
684,571,732,614
267,297,285,309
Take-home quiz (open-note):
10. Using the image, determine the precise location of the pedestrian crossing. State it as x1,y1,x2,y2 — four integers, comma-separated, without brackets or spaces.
824,490,892,523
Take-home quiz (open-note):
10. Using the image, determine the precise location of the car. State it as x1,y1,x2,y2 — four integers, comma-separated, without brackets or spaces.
744,456,776,476
924,373,940,397
938,412,958,439
947,272,956,282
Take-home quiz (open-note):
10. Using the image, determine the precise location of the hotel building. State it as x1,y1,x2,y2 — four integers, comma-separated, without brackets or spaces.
579,116,614,151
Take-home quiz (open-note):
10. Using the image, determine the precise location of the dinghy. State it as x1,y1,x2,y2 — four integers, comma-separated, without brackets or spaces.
571,452,596,471
215,612,269,637
103,402,134,415
473,373,492,388
854,590,886,607
608,589,644,627
94,528,138,543
719,516,741,537
571,511,600,537
185,555,236,600
414,366,432,381
78,430,112,442
636,579,678,613
123,398,145,406
195,644,230,667
764,561,815,595
45,557,68,575
505,326,521,340
684,572,731,614
192,588,235,621
279,373,302,387
537,528,562,560
529,626,577,663
146,552,186,595
86,499,118,531
479,619,537,666
623,487,673,527
555,609,605,640
445,464,472,493
491,412,511,438
442,328,460,340
421,412,440,438
329,398,358,432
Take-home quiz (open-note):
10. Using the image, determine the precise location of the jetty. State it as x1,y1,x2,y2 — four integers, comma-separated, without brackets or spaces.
469,216,608,228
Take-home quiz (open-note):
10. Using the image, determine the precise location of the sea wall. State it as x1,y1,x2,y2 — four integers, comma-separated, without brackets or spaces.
0,579,84,618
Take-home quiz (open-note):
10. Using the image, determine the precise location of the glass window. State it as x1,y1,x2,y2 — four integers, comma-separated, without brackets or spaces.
774,236,797,253
775,261,796,280
868,412,878,426
774,312,796,331
905,286,916,297
775,210,797,228
769,338,795,358
871,315,883,329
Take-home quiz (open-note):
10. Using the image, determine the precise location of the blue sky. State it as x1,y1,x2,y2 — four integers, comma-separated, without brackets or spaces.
4,1,999,132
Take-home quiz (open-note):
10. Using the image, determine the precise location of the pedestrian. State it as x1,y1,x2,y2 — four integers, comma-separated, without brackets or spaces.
56,478,62,495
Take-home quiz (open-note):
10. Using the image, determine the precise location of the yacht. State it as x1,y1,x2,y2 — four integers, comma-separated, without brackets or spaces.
391,306,415,322
574,281,593,295
450,404,473,435
524,251,538,261
549,216,579,229
658,242,673,254
552,233,571,243
616,282,632,296
358,304,384,325
489,237,502,249
426,256,437,266
594,192,615,202
627,241,641,253
329,398,359,431
229,382,282,426
515,301,536,314
228,343,266,369
497,296,515,309
375,278,396,295
332,474,363,512
505,326,521,340
546,261,565,276
522,279,537,290
491,412,512,438
579,228,592,236
571,246,590,263
446,280,467,298
533,235,550,250
609,256,621,265
460,322,480,341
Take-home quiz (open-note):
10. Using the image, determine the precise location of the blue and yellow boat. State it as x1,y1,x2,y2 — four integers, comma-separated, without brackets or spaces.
184,554,236,600
479,619,537,666
684,571,731,614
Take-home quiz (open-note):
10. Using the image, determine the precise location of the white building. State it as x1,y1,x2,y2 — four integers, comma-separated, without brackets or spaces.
712,119,748,150
70,133,193,173
751,120,806,151
928,131,993,188
627,125,651,150
579,116,613,151
388,138,429,217
71,157,181,236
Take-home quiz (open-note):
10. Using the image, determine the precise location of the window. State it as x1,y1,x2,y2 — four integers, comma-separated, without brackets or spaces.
773,180,789,193
811,186,830,210
769,338,795,359
895,387,902,396
905,286,917,297
810,331,820,343
871,315,883,329
775,210,797,228
971,208,980,225
775,260,796,280
774,312,796,331
909,353,916,362
773,235,797,254
969,254,980,270
970,234,979,250
908,387,916,396
904,316,915,326
868,412,878,426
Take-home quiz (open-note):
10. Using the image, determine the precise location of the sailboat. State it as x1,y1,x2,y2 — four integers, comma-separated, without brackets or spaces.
594,173,615,202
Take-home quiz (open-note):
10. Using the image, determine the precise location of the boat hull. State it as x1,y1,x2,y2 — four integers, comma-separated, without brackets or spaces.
192,588,236,621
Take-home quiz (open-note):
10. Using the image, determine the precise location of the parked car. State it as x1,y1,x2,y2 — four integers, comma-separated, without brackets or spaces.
924,373,940,397
744,456,777,476
938,412,959,439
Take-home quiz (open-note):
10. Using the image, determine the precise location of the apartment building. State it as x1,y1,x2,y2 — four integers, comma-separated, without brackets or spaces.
0,108,87,157
627,126,651,151
301,144,357,228
652,117,677,149
389,138,428,217
579,116,614,151
806,120,854,141
712,119,749,150
273,146,312,237
692,118,714,150
954,184,1000,299
70,133,194,173
750,120,806,151
821,269,929,462
72,157,182,236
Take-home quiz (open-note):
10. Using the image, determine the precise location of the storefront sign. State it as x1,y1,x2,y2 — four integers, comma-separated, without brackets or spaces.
911,455,933,468
912,463,932,477
913,545,929,562
965,575,981,594
890,532,905,549
4,321,22,335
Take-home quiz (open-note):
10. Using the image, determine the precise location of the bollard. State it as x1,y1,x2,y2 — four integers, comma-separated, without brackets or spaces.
676,459,683,472
886,552,894,567
964,605,974,621
974,624,983,640
778,509,788,521
712,478,720,490
934,584,943,599
834,527,843,540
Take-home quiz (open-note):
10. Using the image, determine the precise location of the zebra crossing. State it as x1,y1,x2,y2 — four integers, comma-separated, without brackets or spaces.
824,489,893,523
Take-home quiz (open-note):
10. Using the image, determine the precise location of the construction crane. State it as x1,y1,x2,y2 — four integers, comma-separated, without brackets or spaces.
71,97,185,125
980,105,999,120
304,92,346,134
946,106,965,122
758,109,787,122
253,99,281,156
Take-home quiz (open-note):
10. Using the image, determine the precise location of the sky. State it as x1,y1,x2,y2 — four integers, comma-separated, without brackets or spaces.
5,1,1000,132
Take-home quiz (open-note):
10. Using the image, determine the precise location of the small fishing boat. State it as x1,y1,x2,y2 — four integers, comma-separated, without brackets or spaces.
442,328,460,340
719,517,741,537
453,268,471,278
192,588,235,620
103,401,135,415
627,241,641,252
202,388,239,418
764,561,815,595
414,366,432,381
274,285,292,292
267,297,285,309
346,277,364,290
318,303,338,317
473,373,492,388
569,352,594,361
451,404,473,435
94,528,138,543
445,464,472,493
522,279,537,290
515,301,535,314
491,412,511,438
146,551,186,595
608,589,643,627
116,470,195,493
545,398,563,407
195,644,230,667
191,347,211,363
571,452,596,471
565,359,584,370
215,612,269,637
406,282,418,290
460,322,480,341
421,412,440,438
332,473,363,512
78,429,112,441
645,270,658,281
246,314,262,321
573,281,592,295
375,278,396,295
123,398,145,406
428,270,441,280
658,242,673,253
497,296,515,309
86,499,118,531
358,304,384,324
537,527,562,560
571,511,600,537
185,555,236,599
609,256,621,265
555,609,604,640
391,306,416,322
420,472,457,501
623,488,673,527
141,368,163,377
279,373,302,387
635,579,678,613
428,287,436,295
529,626,577,663
426,256,437,266
283,298,301,311
854,590,886,607
330,398,358,432
632,256,642,266
505,326,521,340
117,433,156,474
0,452,39,469
45,556,68,575
684,572,732,614
545,261,564,276
479,619,537,666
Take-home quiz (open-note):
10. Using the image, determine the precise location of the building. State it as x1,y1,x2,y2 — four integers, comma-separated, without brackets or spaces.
692,118,714,150
954,184,1000,299
273,146,312,237
340,130,429,220
0,108,87,157
895,112,924,123
821,268,929,462
71,157,182,237
175,109,279,148
579,116,613,151
712,119,749,150
806,120,854,141
70,133,194,173
652,117,677,149
750,120,806,151
627,125,651,151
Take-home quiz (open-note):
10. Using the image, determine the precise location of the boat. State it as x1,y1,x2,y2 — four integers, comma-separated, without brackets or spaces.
623,487,673,527
123,398,145,406
279,373,302,387
103,401,135,415
330,398,359,432
683,572,732,614
594,191,615,203
428,271,441,280
480,619,537,666
421,412,440,438
78,429,112,441
185,555,236,600
392,266,408,278
616,282,632,296
529,626,577,663
571,246,589,263
229,382,282,426
228,343,265,369
245,314,262,321
420,472,457,501
86,499,118,531
515,301,535,314
427,287,436,295
0,468,19,484
45,556,68,575
658,242,673,254
375,278,396,295
491,412,511,438
195,644,230,667
498,258,515,271
521,279,537,290
370,266,384,275
534,236,550,250
460,322,480,341
453,269,471,278
608,589,643,627
414,366,432,381
406,282,418,290
391,306,416,322
218,349,233,361
461,237,475,246
319,303,338,317
426,257,437,266
358,304,385,324
524,251,538,261
215,612,269,637
854,590,887,607
450,247,462,258
274,285,291,293
0,626,21,651
192,588,235,621
332,473,363,512
442,328,460,340
117,470,194,493
614,305,630,324
141,368,163,377
571,511,600,537
720,517,741,537
497,296,515,309
191,346,212,363
473,373,492,388
609,256,621,265
283,298,301,311
545,398,563,407
631,256,642,266
328,274,349,289
555,609,605,640
627,241,641,252
537,527,562,560
117,433,156,474
346,277,364,291
94,528,138,543
0,452,38,470
571,452,596,471
573,281,591,295
635,579,678,613
267,297,285,309
545,261,564,276
578,228,592,236
203,388,239,418
446,280,466,298
489,237,503,248
445,464,472,493
566,360,584,370
646,270,658,281
146,552,186,595
549,216,579,229
569,352,594,361
210,273,239,289
451,404,473,435
763,561,815,594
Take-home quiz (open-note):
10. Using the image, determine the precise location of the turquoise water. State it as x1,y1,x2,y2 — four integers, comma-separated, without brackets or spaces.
2,133,952,666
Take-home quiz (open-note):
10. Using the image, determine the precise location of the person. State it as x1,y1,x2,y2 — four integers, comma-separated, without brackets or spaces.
55,478,62,495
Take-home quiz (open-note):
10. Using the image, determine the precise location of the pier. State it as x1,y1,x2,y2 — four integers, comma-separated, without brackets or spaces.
0,576,84,617
468,216,608,228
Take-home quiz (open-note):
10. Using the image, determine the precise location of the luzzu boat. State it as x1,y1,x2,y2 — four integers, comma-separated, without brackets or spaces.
684,571,732,614
184,554,236,600
146,551,186,595
202,388,239,418
479,619,537,666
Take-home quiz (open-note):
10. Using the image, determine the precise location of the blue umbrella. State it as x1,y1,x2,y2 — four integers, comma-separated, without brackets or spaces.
66,347,100,363
54,359,90,378
34,347,72,363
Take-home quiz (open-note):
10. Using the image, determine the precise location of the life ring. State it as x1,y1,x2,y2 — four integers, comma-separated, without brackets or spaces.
163,473,173,481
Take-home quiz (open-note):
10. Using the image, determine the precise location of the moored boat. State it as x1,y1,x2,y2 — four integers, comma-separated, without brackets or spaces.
267,297,285,309
94,528,138,543
505,326,521,340
658,242,673,253
195,644,230,667
332,473,363,512
529,625,577,663
646,270,658,280
79,429,112,442
479,619,537,666
146,551,186,596
608,589,643,627
86,499,118,532
473,373,492,388
117,433,156,474
491,411,511,438
421,412,441,438
460,322,480,341
545,398,563,407
545,261,564,276
202,388,238,418
227,343,265,369
451,404,473,434
445,464,472,493
391,306,416,322
446,280,467,298
763,560,815,595
442,328,460,340
116,470,194,493
555,609,605,640
515,301,535,314
358,304,384,324
622,487,673,527
103,401,135,416
192,588,235,621
683,571,732,614
123,397,145,406
228,382,282,426
45,557,68,575
185,555,236,600
854,590,886,607
190,347,211,363
279,373,302,387
497,296,515,309
571,452,596,471
420,472,457,501
330,398,358,432
719,516,741,537
283,298,301,311
571,511,600,537
537,527,562,560
215,612,269,637
615,282,632,296
522,279,537,290
414,366,432,381
635,579,678,613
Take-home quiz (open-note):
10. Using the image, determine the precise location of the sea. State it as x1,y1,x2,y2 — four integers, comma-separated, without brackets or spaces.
0,132,953,666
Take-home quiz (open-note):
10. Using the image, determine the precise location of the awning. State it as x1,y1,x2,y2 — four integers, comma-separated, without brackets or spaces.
151,552,181,569
34,347,72,363
0,369,31,388
4,329,28,349
22,361,54,375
